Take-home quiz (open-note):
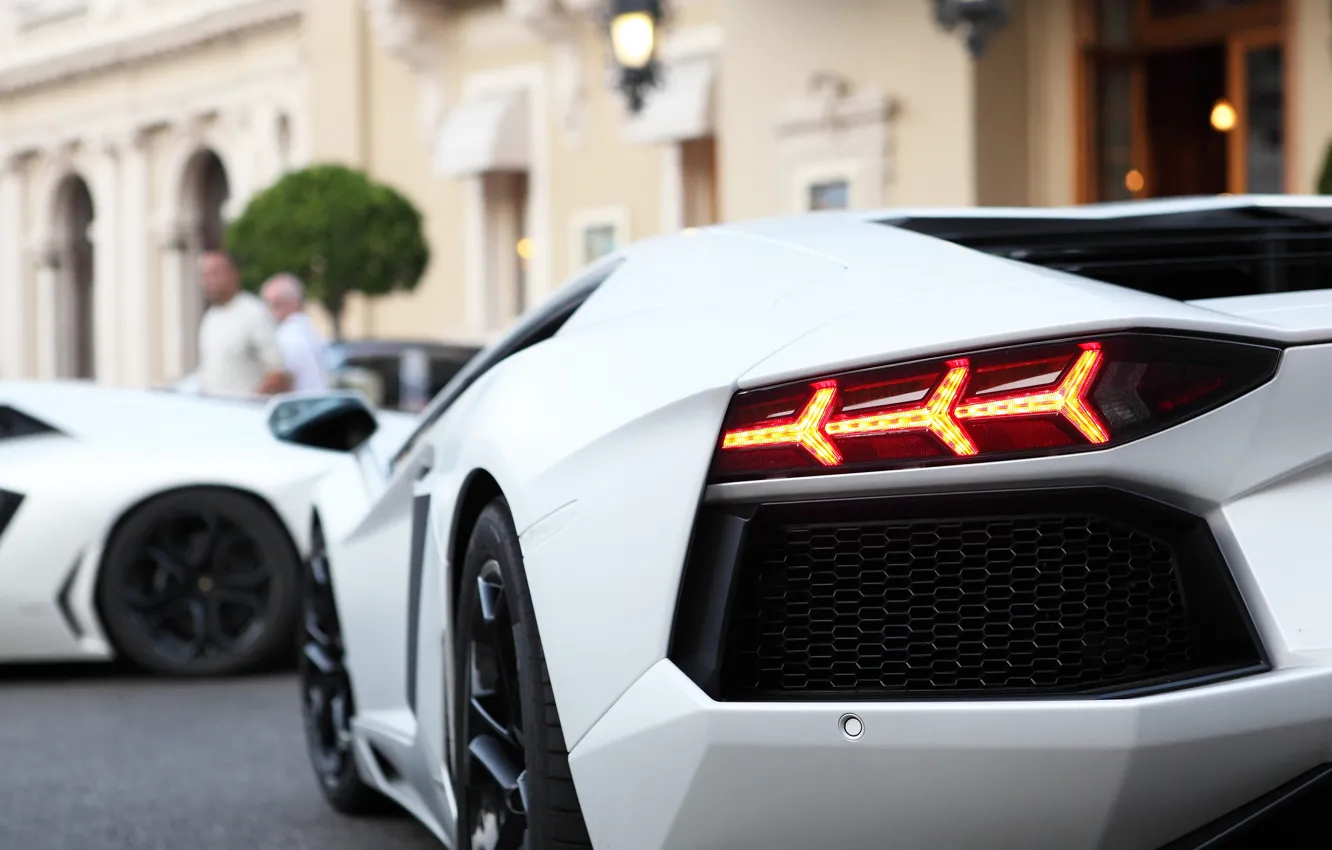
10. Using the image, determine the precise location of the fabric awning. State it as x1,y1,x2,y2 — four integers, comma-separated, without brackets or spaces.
435,89,530,177
627,53,717,144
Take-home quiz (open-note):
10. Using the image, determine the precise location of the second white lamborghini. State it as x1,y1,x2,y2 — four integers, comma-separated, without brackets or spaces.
0,381,413,675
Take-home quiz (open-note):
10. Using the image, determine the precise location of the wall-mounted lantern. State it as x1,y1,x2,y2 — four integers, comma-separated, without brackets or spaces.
932,0,1011,59
606,0,664,113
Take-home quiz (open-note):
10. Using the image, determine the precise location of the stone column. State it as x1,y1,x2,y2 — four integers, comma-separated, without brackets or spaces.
218,105,255,218
31,241,60,380
251,99,286,189
658,144,685,235
117,129,155,387
0,152,31,379
158,226,190,382
88,135,122,384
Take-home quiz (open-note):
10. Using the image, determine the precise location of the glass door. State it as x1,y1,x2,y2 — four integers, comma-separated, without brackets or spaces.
1226,30,1284,193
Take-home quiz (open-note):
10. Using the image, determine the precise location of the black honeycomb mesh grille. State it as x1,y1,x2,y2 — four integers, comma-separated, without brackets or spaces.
720,507,1215,699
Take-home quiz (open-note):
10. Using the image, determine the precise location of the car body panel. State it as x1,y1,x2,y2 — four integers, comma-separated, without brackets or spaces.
569,660,1332,850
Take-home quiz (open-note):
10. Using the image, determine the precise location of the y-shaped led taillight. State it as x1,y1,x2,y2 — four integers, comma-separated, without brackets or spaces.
710,333,1280,481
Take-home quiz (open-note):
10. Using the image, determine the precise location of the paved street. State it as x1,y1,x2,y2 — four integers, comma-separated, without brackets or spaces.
0,665,440,850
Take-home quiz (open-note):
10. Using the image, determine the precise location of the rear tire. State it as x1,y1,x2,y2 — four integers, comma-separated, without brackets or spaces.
96,488,300,677
454,499,592,850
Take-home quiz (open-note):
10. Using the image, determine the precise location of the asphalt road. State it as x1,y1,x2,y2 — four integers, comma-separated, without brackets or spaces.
0,665,440,850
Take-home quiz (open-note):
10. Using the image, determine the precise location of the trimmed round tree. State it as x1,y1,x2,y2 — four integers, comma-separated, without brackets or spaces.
225,163,429,339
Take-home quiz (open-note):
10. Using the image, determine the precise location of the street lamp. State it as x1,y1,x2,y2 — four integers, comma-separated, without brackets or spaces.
606,0,664,113
932,0,1011,59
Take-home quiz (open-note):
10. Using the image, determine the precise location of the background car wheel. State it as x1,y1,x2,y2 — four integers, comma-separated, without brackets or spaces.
455,499,593,850
95,487,300,677
299,516,395,816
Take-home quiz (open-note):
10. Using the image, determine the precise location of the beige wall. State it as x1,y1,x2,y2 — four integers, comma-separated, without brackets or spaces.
975,0,1031,207
1,30,298,132
719,0,978,216
1292,0,1332,194
973,0,1079,208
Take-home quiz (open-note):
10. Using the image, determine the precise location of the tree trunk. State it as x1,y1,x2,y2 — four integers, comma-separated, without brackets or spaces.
325,289,346,342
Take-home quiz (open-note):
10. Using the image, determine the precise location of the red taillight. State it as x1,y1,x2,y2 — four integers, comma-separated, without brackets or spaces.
710,333,1280,481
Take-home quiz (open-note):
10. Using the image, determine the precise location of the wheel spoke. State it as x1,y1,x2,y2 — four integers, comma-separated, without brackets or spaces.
508,770,528,816
468,734,523,795
145,544,191,584
303,606,337,652
123,581,185,611
308,552,331,587
143,597,208,661
477,574,504,624
471,692,514,746
202,596,235,651
214,560,270,590
187,509,222,570
303,640,338,675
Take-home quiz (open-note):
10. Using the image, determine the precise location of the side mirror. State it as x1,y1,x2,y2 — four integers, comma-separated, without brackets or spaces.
267,391,378,453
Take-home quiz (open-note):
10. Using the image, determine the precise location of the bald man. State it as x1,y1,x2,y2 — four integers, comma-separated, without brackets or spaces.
261,273,329,392
196,251,291,397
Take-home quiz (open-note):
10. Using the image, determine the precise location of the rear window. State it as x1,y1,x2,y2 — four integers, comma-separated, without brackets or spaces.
883,205,1332,301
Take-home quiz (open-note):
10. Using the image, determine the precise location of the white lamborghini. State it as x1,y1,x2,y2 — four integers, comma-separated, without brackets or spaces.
0,381,413,676
279,196,1332,850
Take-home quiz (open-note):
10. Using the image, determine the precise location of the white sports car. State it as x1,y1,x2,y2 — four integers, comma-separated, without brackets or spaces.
280,196,1332,850
0,381,412,676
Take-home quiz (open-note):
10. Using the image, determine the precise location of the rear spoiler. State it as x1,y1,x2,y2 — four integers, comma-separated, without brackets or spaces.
879,204,1332,303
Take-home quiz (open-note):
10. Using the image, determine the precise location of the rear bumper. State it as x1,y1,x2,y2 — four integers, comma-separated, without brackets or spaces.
569,660,1332,850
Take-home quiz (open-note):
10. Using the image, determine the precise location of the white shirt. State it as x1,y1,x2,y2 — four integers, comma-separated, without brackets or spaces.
196,291,287,397
276,312,329,392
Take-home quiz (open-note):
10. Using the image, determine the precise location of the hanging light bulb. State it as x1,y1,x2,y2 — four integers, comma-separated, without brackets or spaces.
1210,98,1238,133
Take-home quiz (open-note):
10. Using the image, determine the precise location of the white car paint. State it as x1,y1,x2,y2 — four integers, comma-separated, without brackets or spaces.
0,380,412,663
308,196,1332,849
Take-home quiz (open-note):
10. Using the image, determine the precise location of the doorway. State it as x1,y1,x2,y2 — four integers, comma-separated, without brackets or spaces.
1079,0,1287,200
54,174,96,380
1145,44,1227,197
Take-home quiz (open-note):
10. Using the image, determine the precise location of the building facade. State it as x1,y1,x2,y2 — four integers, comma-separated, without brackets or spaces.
0,0,307,386
331,0,1332,347
3,0,1332,385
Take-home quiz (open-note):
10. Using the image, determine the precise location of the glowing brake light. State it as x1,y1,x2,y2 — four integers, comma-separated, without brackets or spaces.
954,345,1108,444
721,381,841,466
825,365,977,456
710,333,1281,481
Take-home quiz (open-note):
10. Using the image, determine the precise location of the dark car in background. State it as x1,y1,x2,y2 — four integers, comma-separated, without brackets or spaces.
325,340,480,412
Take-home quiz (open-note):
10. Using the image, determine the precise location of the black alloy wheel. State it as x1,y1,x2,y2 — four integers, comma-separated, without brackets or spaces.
299,516,391,815
455,500,591,850
96,488,300,676
462,557,528,849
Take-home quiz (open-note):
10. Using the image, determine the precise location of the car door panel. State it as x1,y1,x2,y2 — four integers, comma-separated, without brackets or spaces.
335,442,434,716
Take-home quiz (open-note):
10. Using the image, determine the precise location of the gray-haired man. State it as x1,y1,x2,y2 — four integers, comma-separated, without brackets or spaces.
260,273,329,392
